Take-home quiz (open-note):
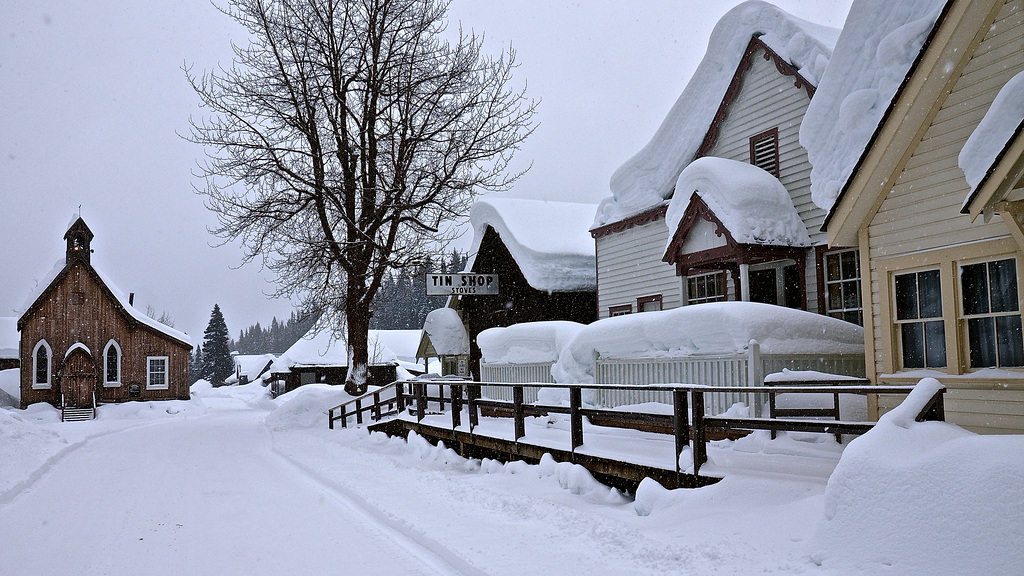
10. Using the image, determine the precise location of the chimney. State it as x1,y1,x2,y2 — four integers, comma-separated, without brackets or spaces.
129,293,135,306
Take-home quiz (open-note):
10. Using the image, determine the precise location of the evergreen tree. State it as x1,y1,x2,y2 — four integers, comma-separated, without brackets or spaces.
189,344,204,384
201,304,234,385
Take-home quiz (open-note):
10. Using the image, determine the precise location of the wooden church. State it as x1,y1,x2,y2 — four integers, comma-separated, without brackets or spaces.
18,218,192,416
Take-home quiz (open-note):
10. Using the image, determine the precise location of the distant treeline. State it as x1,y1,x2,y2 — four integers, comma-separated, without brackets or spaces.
370,249,468,330
230,310,318,355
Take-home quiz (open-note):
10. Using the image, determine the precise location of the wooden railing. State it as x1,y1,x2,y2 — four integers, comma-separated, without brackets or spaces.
328,379,946,477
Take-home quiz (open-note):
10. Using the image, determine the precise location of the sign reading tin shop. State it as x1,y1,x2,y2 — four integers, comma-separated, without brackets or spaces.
425,273,500,296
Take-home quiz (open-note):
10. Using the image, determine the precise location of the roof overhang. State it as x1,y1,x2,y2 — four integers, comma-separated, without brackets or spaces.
823,0,1000,246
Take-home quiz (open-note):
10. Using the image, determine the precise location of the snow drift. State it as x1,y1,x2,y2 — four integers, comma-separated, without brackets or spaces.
810,378,1024,573
551,302,864,384
477,321,586,365
422,308,469,356
959,69,1024,193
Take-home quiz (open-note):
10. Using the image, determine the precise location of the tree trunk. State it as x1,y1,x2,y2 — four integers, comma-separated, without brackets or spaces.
344,294,370,396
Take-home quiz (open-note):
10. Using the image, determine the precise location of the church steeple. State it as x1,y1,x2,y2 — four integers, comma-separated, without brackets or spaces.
64,217,94,265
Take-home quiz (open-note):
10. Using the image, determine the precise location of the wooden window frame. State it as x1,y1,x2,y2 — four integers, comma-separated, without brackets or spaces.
32,339,52,389
146,356,169,390
637,294,663,312
686,271,726,305
608,304,632,317
893,268,946,369
749,127,780,178
958,256,1024,369
819,247,863,325
103,340,122,387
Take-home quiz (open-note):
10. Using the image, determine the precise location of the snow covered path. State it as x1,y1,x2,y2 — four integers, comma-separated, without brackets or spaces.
0,410,465,576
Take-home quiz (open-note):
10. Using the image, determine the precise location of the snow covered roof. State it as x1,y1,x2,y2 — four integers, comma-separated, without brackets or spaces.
551,301,864,384
0,317,19,359
800,0,947,213
271,324,422,372
233,354,277,381
477,321,586,365
594,1,838,228
18,258,191,347
959,69,1024,205
422,308,469,356
466,197,597,292
664,157,811,251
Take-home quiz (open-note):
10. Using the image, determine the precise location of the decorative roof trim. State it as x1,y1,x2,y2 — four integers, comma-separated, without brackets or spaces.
590,205,668,239
696,35,816,159
663,193,736,265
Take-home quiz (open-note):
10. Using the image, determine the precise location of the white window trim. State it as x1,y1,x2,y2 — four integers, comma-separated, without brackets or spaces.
146,356,169,390
686,271,726,305
32,339,52,389
103,339,122,387
823,248,863,324
958,255,1024,370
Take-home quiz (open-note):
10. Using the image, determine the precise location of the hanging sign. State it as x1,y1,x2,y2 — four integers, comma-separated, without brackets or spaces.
426,273,500,296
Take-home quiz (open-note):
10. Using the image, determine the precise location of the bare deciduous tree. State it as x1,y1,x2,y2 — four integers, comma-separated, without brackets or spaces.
186,0,536,393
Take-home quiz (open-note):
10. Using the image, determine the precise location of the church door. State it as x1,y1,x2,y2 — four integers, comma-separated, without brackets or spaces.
61,347,96,408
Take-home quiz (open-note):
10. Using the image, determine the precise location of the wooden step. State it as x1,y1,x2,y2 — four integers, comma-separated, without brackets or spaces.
62,407,95,422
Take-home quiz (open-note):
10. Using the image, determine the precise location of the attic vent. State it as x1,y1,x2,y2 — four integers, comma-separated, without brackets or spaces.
749,127,780,178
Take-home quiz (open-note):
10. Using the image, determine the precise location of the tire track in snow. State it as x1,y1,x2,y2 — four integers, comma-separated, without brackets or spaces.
269,444,490,576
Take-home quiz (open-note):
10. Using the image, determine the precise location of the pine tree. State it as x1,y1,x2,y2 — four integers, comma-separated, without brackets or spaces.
201,304,234,385
189,344,204,384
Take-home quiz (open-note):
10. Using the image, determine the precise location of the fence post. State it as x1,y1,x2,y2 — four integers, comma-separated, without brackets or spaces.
439,383,446,412
329,407,335,430
672,388,689,478
372,391,381,421
468,383,479,432
570,386,583,450
513,385,525,440
691,389,707,477
355,398,363,425
396,381,406,412
451,383,462,429
416,382,426,422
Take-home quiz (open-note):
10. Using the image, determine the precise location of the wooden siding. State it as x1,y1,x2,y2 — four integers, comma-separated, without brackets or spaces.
595,218,682,319
703,44,826,309
865,0,1024,432
19,261,190,408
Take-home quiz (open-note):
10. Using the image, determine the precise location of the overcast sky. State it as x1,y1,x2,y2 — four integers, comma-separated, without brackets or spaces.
0,0,853,341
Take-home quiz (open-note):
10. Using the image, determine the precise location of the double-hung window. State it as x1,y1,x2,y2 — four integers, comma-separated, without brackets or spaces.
824,249,862,325
960,258,1024,368
147,356,169,389
894,270,946,368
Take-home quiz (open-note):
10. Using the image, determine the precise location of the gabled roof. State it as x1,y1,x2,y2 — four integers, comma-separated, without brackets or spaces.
593,1,838,229
663,157,811,259
959,70,1024,218
18,258,192,348
466,198,597,293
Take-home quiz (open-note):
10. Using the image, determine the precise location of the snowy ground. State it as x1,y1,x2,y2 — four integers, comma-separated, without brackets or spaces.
1,370,1021,575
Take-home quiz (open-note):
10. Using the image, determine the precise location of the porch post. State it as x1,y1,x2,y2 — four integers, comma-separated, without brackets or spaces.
739,263,751,302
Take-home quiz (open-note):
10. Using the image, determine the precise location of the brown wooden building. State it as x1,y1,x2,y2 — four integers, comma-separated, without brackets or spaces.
18,218,192,409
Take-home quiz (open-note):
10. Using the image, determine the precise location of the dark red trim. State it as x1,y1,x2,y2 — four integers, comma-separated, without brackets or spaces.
696,36,816,159
590,205,668,239
749,127,781,178
636,294,663,312
608,304,632,316
663,193,735,265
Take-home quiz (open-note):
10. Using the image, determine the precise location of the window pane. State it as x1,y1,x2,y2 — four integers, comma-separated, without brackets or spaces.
843,280,860,309
925,320,947,368
997,315,1024,367
989,259,1018,313
841,250,858,280
828,283,843,310
919,270,943,318
826,254,840,281
968,317,997,368
35,347,48,383
106,346,118,382
961,263,989,316
848,310,863,326
901,323,925,368
895,274,919,320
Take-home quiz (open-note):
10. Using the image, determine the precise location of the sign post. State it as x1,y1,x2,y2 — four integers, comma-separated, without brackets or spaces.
426,273,500,296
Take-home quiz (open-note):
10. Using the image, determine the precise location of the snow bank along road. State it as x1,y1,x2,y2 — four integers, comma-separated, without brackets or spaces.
0,411,473,576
